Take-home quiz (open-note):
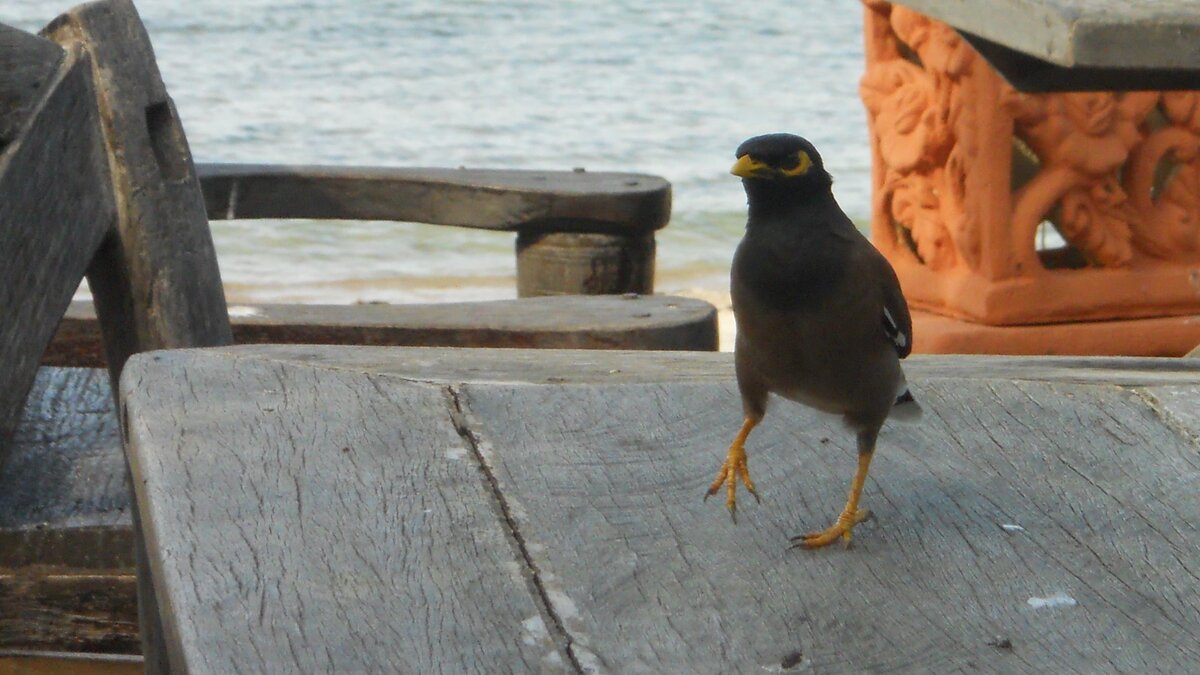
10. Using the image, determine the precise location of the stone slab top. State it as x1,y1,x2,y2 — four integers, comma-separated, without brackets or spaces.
894,0,1200,69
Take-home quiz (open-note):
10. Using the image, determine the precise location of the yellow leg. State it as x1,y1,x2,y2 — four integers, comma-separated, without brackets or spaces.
791,449,875,549
705,416,761,522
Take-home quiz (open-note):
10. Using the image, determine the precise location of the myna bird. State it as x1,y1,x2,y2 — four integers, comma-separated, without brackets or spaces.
705,133,921,549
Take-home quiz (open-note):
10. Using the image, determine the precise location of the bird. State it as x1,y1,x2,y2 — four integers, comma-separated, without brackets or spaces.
704,133,920,549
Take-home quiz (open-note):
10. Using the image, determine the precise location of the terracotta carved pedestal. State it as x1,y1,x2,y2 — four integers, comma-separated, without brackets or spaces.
862,1,1200,355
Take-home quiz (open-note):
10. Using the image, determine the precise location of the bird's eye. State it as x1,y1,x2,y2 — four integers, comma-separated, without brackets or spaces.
778,155,800,171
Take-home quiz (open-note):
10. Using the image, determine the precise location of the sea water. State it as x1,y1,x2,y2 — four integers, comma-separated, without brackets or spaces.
11,1,869,316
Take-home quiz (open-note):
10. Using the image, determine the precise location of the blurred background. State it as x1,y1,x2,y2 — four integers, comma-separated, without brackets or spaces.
13,1,870,332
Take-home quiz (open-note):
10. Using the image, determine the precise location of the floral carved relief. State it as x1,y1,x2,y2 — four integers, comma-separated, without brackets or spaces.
1005,89,1158,269
860,4,974,271
863,0,1200,277
1125,92,1200,260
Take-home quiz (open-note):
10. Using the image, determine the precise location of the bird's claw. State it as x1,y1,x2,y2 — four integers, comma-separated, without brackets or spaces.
704,445,759,523
789,508,873,550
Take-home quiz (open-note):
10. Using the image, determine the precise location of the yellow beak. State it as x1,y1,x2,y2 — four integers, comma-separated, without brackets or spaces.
730,154,771,178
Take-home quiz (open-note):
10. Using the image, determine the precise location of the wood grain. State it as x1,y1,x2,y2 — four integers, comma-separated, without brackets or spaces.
0,570,138,655
457,376,1200,672
184,345,1200,387
43,296,718,368
0,45,113,460
0,651,141,674
0,368,128,569
0,368,135,656
197,163,671,234
121,353,569,673
118,346,1200,672
0,25,64,146
44,0,232,387
516,232,655,297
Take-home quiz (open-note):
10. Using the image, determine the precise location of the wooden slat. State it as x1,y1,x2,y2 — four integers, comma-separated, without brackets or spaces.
197,163,671,234
457,376,1200,672
192,345,1200,388
0,25,64,145
0,368,128,570
0,571,138,655
0,44,114,459
0,368,134,656
0,651,141,675
43,296,717,368
44,0,232,386
119,347,1200,672
120,353,567,673
11,352,1197,562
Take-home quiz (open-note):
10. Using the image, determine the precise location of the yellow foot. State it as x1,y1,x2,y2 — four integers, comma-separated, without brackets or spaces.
704,442,760,523
789,508,873,549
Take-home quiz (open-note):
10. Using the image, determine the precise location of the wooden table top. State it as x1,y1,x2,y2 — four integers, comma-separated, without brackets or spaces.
121,346,1200,672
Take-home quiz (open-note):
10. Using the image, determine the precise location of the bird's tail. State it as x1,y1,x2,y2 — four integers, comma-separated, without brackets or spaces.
890,388,923,423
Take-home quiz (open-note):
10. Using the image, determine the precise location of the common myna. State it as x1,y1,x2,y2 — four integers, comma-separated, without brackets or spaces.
705,133,921,549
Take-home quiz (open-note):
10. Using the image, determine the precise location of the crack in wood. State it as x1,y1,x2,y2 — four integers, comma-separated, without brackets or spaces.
1132,387,1200,447
443,384,584,674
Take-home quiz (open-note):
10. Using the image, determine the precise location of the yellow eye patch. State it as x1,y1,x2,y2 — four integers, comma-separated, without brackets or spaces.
779,151,812,177
730,150,813,178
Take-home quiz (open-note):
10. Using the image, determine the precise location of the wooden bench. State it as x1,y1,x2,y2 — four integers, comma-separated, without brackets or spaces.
196,163,670,298
45,296,717,368
892,0,1200,91
0,0,709,659
1,0,703,461
120,345,1200,672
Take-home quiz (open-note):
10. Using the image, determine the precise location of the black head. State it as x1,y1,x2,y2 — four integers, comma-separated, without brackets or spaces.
731,133,833,213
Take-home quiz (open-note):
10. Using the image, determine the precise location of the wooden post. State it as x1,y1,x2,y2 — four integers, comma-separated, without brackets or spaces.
39,4,232,667
44,0,232,388
515,231,655,297
195,163,671,297
0,33,115,460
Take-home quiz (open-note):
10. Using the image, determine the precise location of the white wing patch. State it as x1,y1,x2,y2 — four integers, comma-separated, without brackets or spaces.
883,306,907,350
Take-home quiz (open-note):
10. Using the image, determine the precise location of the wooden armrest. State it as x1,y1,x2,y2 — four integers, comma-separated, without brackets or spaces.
43,296,719,367
197,163,671,234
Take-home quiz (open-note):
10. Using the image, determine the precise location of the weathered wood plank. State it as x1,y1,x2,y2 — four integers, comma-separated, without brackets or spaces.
118,346,1200,671
0,45,114,459
0,650,141,674
197,163,671,234
0,25,64,147
1133,384,1200,443
43,296,716,368
0,366,134,655
0,368,128,569
191,345,1200,387
0,570,138,655
454,374,1200,672
17,350,1189,565
120,353,568,673
43,0,232,386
